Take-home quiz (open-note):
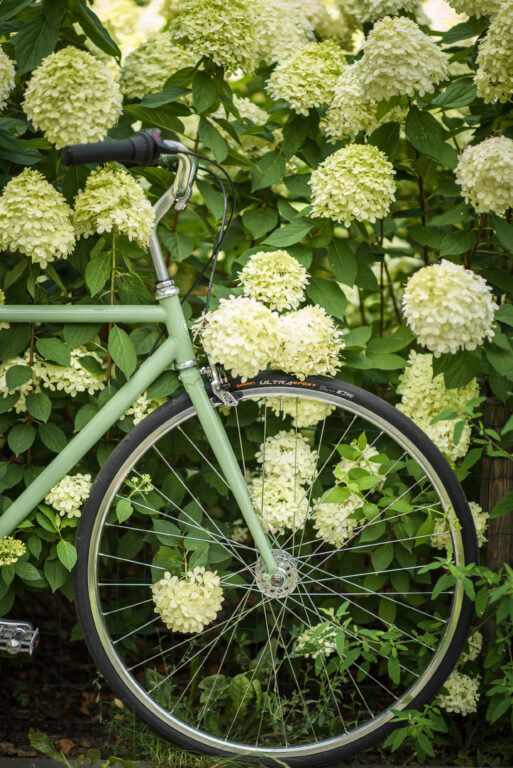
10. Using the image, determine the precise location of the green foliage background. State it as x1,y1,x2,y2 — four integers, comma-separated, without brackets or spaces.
1,0,513,762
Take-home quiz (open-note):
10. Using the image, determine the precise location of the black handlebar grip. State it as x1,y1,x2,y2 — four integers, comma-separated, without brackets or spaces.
62,129,163,167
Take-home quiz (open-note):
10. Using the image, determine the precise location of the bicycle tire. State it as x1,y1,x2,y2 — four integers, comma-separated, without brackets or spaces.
74,372,478,766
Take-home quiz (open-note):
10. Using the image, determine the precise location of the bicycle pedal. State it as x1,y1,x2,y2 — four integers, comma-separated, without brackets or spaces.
0,619,39,655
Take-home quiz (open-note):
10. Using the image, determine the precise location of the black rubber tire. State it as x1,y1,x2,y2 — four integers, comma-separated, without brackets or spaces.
74,372,478,767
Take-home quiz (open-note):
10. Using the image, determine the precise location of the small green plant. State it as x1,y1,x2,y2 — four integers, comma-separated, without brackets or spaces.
383,705,448,762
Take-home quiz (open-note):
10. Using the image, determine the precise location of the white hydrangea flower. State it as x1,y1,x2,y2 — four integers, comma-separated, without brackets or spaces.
292,0,358,49
272,305,345,379
310,144,396,226
402,261,497,356
397,351,479,462
447,0,503,17
239,250,309,311
475,4,513,103
356,16,449,101
45,473,92,518
265,397,335,427
437,670,480,715
0,48,15,110
73,165,155,248
334,440,385,488
431,502,488,550
93,0,166,56
199,296,283,381
169,0,258,74
455,137,513,215
23,47,122,149
248,471,310,534
230,519,249,543
256,429,318,484
121,33,197,100
295,622,337,658
313,494,364,547
122,392,166,425
0,536,26,566
341,0,419,23
0,351,40,414
37,347,106,397
212,96,279,158
324,65,406,141
267,40,346,116
458,630,483,665
0,169,75,269
254,0,314,66
0,289,9,331
151,566,224,633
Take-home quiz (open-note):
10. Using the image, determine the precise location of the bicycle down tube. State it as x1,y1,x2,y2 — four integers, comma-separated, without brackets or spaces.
0,139,280,576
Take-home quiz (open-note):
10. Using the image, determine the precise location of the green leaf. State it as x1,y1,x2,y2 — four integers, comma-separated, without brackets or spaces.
153,519,181,545
368,121,400,162
284,173,311,199
5,365,32,391
251,151,286,192
192,71,218,113
344,326,372,348
57,540,77,571
198,117,228,162
75,403,97,432
439,230,476,257
371,543,394,571
71,0,121,60
409,225,445,249
109,326,137,378
116,499,133,524
442,21,481,45
63,324,102,348
8,423,36,455
492,215,513,254
328,239,357,286
146,371,178,399
485,344,513,380
44,558,67,592
432,350,482,388
15,560,42,582
36,337,70,367
367,327,414,354
490,490,513,520
85,250,111,297
161,230,194,262
139,87,189,108
29,731,63,761
0,0,33,22
13,11,59,73
124,105,183,133
0,129,42,165
263,218,314,247
242,208,278,239
196,179,225,220
432,79,477,109
306,278,346,320
39,422,67,453
405,107,458,169
281,114,311,158
366,353,406,370
26,393,51,422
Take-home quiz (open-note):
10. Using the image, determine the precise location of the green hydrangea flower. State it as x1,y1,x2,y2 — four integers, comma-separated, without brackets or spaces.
0,48,15,111
0,536,26,566
121,33,197,100
447,0,503,18
253,0,313,65
475,3,513,103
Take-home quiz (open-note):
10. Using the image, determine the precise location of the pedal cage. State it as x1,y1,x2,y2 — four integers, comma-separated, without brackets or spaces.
0,619,39,655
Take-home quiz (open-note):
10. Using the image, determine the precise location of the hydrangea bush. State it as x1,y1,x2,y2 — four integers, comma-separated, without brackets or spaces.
0,0,513,761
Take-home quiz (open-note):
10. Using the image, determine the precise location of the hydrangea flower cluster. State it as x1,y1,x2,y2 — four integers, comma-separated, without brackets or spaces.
313,493,364,547
265,397,335,427
248,472,310,534
324,65,406,140
256,429,318,484
230,519,249,543
23,47,122,148
0,352,40,413
199,296,282,381
273,305,345,379
293,0,357,48
213,96,279,157
0,169,75,268
0,48,15,110
431,502,488,550
334,440,385,488
122,392,166,425
0,289,9,330
267,40,346,115
402,261,497,356
151,566,224,633
342,0,419,23
73,165,155,248
397,351,479,461
239,250,309,311
295,622,337,658
121,33,196,100
37,347,106,397
447,0,503,17
93,0,166,56
455,137,513,215
357,17,449,101
437,670,480,715
0,536,26,566
310,144,396,226
45,473,92,518
475,4,513,103
459,630,483,665
169,0,258,73
254,0,313,65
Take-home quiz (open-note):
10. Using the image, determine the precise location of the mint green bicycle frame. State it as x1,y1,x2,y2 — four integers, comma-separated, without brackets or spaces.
0,143,279,576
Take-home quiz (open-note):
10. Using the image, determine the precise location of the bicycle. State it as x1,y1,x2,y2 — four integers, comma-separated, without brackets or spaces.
0,130,478,767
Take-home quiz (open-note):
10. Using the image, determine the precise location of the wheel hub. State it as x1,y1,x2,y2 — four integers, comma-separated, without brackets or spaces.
255,550,298,598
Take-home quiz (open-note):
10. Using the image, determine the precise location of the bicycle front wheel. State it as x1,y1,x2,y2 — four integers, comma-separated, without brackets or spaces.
74,372,477,766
